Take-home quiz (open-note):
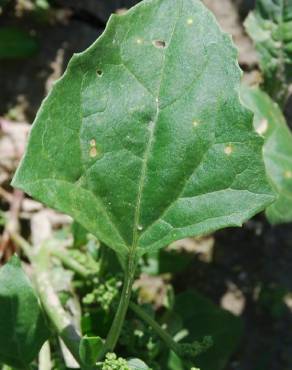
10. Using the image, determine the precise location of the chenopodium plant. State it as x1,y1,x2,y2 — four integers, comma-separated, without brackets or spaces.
244,0,292,106
241,85,292,224
10,0,275,366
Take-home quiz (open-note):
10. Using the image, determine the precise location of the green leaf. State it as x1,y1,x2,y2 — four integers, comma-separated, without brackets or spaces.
12,0,275,260
79,336,103,366
0,256,50,368
244,0,292,105
240,84,292,224
0,27,39,59
127,358,151,370
72,221,88,248
167,290,243,370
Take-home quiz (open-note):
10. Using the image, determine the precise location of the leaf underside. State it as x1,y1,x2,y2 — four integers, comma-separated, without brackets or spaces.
241,85,292,224
244,0,292,105
12,0,275,258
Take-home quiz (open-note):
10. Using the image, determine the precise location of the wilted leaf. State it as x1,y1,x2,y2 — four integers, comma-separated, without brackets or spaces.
244,0,292,105
12,0,274,261
0,256,50,368
0,27,39,59
241,85,292,224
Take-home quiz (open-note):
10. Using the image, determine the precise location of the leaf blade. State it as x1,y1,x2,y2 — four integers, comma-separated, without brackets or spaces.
12,0,275,257
241,84,292,224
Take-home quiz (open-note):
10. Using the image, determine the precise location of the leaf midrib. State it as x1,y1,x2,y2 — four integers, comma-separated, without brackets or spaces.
130,0,182,253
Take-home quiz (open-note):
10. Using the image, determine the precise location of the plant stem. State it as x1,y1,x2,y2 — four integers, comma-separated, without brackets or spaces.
97,251,137,360
10,231,33,261
34,247,83,365
129,301,180,356
50,248,91,278
9,232,85,367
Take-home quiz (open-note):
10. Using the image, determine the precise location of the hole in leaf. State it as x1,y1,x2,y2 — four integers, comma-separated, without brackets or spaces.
153,40,166,48
96,69,103,77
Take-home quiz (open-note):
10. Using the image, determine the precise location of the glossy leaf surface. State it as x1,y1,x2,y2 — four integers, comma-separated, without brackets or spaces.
244,0,292,105
12,0,275,259
0,256,50,368
241,85,292,224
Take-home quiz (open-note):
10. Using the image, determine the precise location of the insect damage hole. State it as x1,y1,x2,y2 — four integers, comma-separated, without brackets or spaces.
96,69,103,77
152,40,166,49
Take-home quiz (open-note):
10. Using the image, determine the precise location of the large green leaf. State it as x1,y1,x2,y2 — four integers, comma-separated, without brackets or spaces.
166,290,243,370
0,256,50,368
12,0,275,260
241,85,292,224
244,0,292,105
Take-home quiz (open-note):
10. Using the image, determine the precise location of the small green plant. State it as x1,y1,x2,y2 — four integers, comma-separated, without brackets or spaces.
244,0,292,106
3,0,292,369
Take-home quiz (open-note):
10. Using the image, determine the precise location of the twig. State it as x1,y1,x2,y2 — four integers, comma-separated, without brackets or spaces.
0,189,23,260
39,341,52,370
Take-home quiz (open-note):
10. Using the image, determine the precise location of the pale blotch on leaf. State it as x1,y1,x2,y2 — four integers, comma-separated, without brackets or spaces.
152,40,166,49
136,38,143,45
192,120,199,128
187,18,194,25
224,145,233,156
90,139,96,147
89,139,101,158
284,170,292,179
89,147,98,158
137,225,143,231
256,118,268,135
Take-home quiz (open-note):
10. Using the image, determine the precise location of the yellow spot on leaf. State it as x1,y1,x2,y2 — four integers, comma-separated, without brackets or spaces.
187,18,193,25
224,145,233,155
284,170,292,179
90,147,98,158
136,38,143,44
192,120,199,127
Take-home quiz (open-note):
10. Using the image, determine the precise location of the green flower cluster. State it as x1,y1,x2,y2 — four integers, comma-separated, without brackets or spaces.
176,336,213,362
100,353,130,370
83,277,121,311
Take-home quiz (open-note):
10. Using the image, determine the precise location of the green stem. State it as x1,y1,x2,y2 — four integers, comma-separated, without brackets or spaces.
97,252,137,360
129,301,180,356
10,232,86,367
34,247,83,365
10,231,33,261
50,248,91,278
